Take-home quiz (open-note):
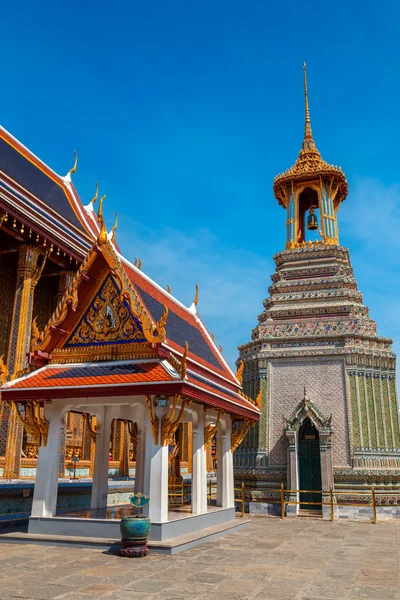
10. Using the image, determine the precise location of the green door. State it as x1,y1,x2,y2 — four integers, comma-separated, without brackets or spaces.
298,419,322,510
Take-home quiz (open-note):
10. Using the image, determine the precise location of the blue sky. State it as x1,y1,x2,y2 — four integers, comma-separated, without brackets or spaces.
2,1,400,367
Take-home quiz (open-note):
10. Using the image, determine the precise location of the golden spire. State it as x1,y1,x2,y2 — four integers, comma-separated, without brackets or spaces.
273,63,348,208
303,62,313,141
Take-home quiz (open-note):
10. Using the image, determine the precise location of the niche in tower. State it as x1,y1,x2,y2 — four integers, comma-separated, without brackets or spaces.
298,187,320,243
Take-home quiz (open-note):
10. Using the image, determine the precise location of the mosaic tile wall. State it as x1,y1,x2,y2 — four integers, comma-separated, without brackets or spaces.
268,358,350,467
236,244,400,486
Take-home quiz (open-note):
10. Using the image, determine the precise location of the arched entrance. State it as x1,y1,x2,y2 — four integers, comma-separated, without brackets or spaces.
298,418,322,513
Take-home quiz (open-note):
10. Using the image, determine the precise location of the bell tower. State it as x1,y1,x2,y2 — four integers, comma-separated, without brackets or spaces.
274,64,347,249
235,65,400,518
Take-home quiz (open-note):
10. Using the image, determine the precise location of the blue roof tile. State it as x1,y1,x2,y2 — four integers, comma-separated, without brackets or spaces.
0,138,84,231
136,285,224,371
48,364,146,379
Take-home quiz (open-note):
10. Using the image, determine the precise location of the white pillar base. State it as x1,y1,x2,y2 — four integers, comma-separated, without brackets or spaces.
217,415,234,509
143,419,169,523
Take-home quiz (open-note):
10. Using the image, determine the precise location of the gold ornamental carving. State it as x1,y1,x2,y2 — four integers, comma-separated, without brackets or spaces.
66,446,82,460
168,341,189,379
34,235,169,355
204,409,223,445
50,342,158,364
146,395,160,445
84,413,97,442
235,360,244,384
231,419,251,452
0,355,8,384
7,401,49,447
161,394,191,446
66,275,146,347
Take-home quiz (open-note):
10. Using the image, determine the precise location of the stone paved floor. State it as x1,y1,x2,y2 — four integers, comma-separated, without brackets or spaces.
0,516,399,599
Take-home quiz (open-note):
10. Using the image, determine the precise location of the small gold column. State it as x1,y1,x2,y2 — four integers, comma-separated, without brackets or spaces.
89,416,97,477
119,420,129,478
58,414,66,478
3,245,47,479
7,245,45,376
187,422,193,474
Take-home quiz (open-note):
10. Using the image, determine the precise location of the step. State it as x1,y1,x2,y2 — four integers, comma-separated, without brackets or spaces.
298,509,323,518
0,518,252,555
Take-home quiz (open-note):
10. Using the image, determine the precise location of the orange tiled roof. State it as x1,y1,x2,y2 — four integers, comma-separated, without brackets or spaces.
5,361,174,389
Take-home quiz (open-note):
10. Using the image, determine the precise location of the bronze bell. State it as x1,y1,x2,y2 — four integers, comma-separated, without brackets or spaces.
307,207,318,231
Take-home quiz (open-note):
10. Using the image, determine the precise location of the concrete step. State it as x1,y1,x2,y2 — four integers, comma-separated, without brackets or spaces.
298,509,323,518
0,518,252,555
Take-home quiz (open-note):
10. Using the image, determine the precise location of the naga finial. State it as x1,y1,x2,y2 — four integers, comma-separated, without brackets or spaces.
193,284,199,306
167,285,171,294
111,212,118,241
68,150,78,176
91,181,99,204
97,195,108,245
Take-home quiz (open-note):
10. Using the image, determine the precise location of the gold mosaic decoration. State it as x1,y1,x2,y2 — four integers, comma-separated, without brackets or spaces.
66,274,146,347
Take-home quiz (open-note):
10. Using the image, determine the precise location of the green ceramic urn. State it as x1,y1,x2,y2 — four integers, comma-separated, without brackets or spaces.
120,515,151,541
118,493,151,558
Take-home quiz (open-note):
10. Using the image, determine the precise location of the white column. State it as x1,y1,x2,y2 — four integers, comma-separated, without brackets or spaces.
91,406,116,511
192,407,207,514
143,418,169,522
217,415,234,508
31,402,65,518
134,423,146,494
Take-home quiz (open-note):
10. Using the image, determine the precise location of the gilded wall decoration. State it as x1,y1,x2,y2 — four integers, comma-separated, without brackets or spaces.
65,274,146,347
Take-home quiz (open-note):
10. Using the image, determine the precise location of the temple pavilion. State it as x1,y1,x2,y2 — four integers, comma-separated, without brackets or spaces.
1,194,259,539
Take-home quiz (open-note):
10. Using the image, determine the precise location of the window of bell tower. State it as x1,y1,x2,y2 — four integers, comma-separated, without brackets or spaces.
298,187,320,243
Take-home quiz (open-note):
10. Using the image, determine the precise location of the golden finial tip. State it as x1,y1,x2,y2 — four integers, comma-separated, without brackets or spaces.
111,212,118,241
68,150,78,176
97,195,107,245
91,181,99,204
193,284,199,306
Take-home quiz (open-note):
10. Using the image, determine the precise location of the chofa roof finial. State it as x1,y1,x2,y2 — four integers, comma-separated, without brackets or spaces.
97,195,108,245
68,150,78,176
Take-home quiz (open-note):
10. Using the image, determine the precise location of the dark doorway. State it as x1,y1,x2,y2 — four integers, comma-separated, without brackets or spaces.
298,418,322,511
298,187,320,244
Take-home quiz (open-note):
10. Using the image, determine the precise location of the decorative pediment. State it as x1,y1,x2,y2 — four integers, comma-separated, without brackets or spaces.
65,274,146,347
284,388,332,432
31,238,169,358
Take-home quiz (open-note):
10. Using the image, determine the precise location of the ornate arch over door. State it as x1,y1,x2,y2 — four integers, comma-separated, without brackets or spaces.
284,389,334,513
